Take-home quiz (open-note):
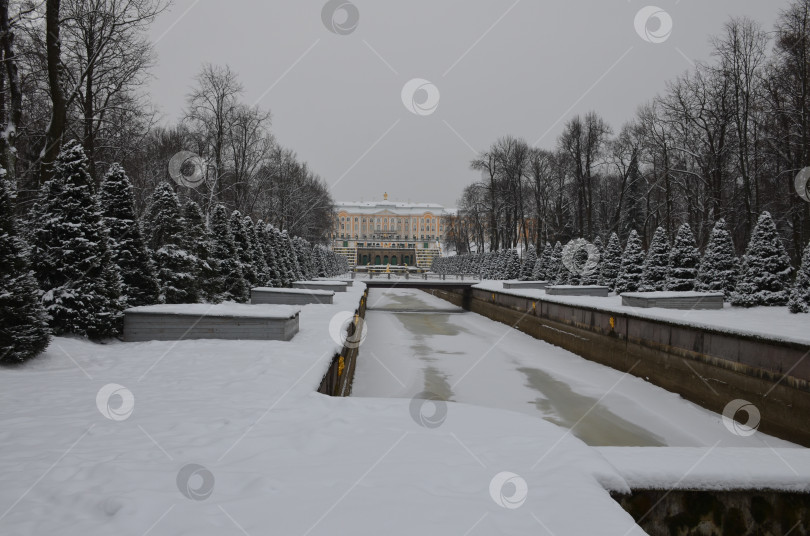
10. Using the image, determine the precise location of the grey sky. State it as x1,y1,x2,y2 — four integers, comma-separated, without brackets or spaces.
148,0,785,208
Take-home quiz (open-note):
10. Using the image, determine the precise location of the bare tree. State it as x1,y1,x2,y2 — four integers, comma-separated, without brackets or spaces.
184,63,243,202
59,0,167,180
712,16,769,229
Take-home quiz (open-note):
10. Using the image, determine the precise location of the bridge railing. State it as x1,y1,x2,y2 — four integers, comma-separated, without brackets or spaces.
360,271,481,281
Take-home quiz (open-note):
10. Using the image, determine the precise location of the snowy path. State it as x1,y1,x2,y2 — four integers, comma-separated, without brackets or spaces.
354,288,798,448
1,282,807,535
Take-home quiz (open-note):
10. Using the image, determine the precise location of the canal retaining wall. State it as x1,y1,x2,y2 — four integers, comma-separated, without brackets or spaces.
317,288,368,397
612,489,810,535
429,287,810,447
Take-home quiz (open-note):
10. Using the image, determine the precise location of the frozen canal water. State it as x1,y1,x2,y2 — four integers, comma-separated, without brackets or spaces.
352,288,796,448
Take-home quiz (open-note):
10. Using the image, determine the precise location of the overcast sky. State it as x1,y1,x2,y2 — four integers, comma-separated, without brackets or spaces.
148,0,786,208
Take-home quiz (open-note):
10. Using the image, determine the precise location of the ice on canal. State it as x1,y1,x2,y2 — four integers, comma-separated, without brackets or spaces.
353,288,796,448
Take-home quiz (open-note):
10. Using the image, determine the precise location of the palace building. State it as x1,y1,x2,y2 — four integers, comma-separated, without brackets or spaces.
330,193,455,269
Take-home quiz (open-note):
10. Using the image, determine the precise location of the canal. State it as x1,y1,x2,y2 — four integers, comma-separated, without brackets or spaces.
352,288,796,448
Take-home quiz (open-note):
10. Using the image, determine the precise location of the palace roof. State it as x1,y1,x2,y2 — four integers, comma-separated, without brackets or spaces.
335,200,454,216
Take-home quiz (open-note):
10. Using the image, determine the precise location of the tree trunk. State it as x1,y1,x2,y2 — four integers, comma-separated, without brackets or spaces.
83,26,97,182
0,0,21,181
41,0,66,184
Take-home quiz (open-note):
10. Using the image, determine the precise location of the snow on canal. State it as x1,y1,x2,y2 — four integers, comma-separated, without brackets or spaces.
353,288,796,448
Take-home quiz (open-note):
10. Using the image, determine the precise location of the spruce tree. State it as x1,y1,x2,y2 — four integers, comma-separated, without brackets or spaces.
144,182,199,304
731,212,793,307
257,222,281,286
209,204,249,302
314,245,327,278
183,201,217,301
230,211,259,288
599,233,622,290
615,230,644,293
294,237,314,280
272,227,293,285
282,230,303,281
505,249,521,280
666,223,700,291
788,240,810,314
0,174,51,363
520,245,537,281
30,142,123,338
245,216,269,286
695,218,738,296
99,164,160,307
482,251,493,279
495,249,508,279
640,227,670,291
533,242,552,281
546,241,564,284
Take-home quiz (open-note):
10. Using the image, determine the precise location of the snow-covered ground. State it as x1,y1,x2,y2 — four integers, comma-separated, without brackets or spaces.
474,280,810,345
1,282,808,536
355,288,797,448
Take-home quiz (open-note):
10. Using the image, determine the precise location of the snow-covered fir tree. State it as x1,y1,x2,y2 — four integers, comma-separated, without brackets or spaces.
314,245,328,278
209,204,249,302
519,245,537,281
482,251,494,279
99,164,159,307
533,242,552,281
183,201,217,301
30,142,123,338
488,251,501,279
272,227,293,285
731,212,793,307
505,249,521,280
257,222,281,287
0,174,50,363
294,237,315,280
695,218,738,295
598,233,622,290
245,216,270,286
546,242,564,284
640,227,670,291
282,230,303,281
666,223,700,291
788,240,810,314
493,251,506,278
144,182,199,304
615,230,644,293
230,211,260,288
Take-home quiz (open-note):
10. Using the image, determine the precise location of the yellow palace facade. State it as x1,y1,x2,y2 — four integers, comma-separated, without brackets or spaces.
330,194,455,269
